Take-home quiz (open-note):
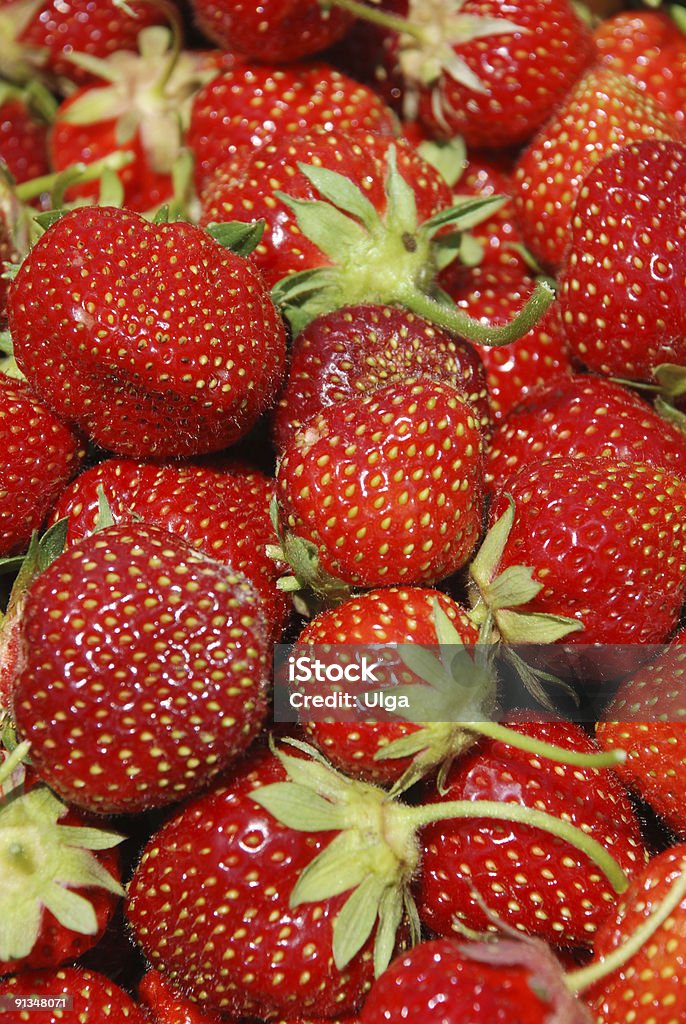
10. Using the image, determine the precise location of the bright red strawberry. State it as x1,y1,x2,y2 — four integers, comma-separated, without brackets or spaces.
272,303,490,452
558,139,686,383
473,458,686,647
274,378,484,596
189,0,354,63
7,206,287,457
359,936,591,1023
444,269,573,422
513,68,685,271
11,523,272,814
417,720,647,949
594,10,686,126
485,374,686,493
0,966,148,1021
583,845,686,1022
0,375,84,556
139,969,229,1023
188,61,397,192
596,627,686,839
0,83,51,184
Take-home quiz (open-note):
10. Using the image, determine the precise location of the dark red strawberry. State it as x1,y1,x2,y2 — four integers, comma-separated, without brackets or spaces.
513,68,685,271
359,936,591,1023
12,523,272,814
7,206,287,457
485,374,686,493
417,720,647,949
189,0,354,63
558,139,686,383
139,969,229,1023
594,10,686,126
0,375,84,556
0,966,148,1021
274,378,484,596
271,303,490,452
0,83,51,184
188,60,397,193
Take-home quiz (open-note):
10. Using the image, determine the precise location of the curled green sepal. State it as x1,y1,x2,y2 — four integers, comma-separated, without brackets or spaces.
205,219,266,258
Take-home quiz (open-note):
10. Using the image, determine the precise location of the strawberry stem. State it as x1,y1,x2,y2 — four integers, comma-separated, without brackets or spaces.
0,741,30,788
456,722,626,769
324,0,424,40
15,151,134,202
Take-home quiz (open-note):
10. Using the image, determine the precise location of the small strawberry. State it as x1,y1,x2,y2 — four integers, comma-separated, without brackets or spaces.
273,378,484,597
512,68,685,271
271,303,490,452
12,523,272,814
0,966,148,1021
485,374,686,494
139,968,229,1023
558,139,686,383
7,206,287,457
0,81,52,184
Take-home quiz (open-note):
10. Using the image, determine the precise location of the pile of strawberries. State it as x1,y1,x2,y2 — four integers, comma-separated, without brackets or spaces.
2,0,686,1021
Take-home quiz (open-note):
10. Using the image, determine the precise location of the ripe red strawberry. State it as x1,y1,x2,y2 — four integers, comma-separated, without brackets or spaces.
359,936,591,1023
188,61,397,193
594,10,686,126
271,303,490,452
0,83,51,184
11,523,272,814
189,0,354,63
558,139,686,383
139,969,229,1023
513,68,685,271
0,375,84,556
474,458,686,647
274,378,484,595
0,966,148,1021
485,374,686,494
7,206,287,457
417,720,647,949
596,627,686,839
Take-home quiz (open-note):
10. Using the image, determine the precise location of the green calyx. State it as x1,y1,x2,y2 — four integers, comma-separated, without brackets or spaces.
270,144,555,338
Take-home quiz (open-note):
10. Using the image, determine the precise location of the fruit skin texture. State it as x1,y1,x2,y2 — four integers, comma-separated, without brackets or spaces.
558,139,686,383
7,206,287,457
0,375,84,556
139,969,228,1023
485,458,686,646
271,303,490,452
585,845,686,1023
0,966,148,1021
485,374,686,493
275,378,484,590
0,93,50,183
512,68,685,272
12,523,272,814
417,721,647,949
126,747,381,1020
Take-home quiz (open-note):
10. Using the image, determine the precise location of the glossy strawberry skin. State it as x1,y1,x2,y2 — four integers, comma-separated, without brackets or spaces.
0,375,85,556
485,374,686,493
272,303,490,452
126,747,379,1019
513,68,685,271
12,524,272,814
188,61,397,192
488,458,686,646
297,586,480,785
276,378,484,589
417,721,647,949
0,966,148,1022
7,206,287,457
559,139,686,382
0,96,50,183
139,969,228,1023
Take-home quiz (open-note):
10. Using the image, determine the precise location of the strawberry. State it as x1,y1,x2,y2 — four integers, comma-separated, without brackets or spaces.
11,522,272,813
0,375,84,557
273,378,484,597
271,303,490,452
512,68,685,271
594,10,686,126
188,0,354,63
0,82,51,185
558,139,686,383
359,935,592,1023
485,374,686,494
6,206,287,457
139,968,229,1023
0,966,148,1021
188,60,398,193
417,720,647,949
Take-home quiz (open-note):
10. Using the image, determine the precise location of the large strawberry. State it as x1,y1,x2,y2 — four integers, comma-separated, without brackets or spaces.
11,523,272,814
7,206,287,457
558,139,686,383
0,966,149,1021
